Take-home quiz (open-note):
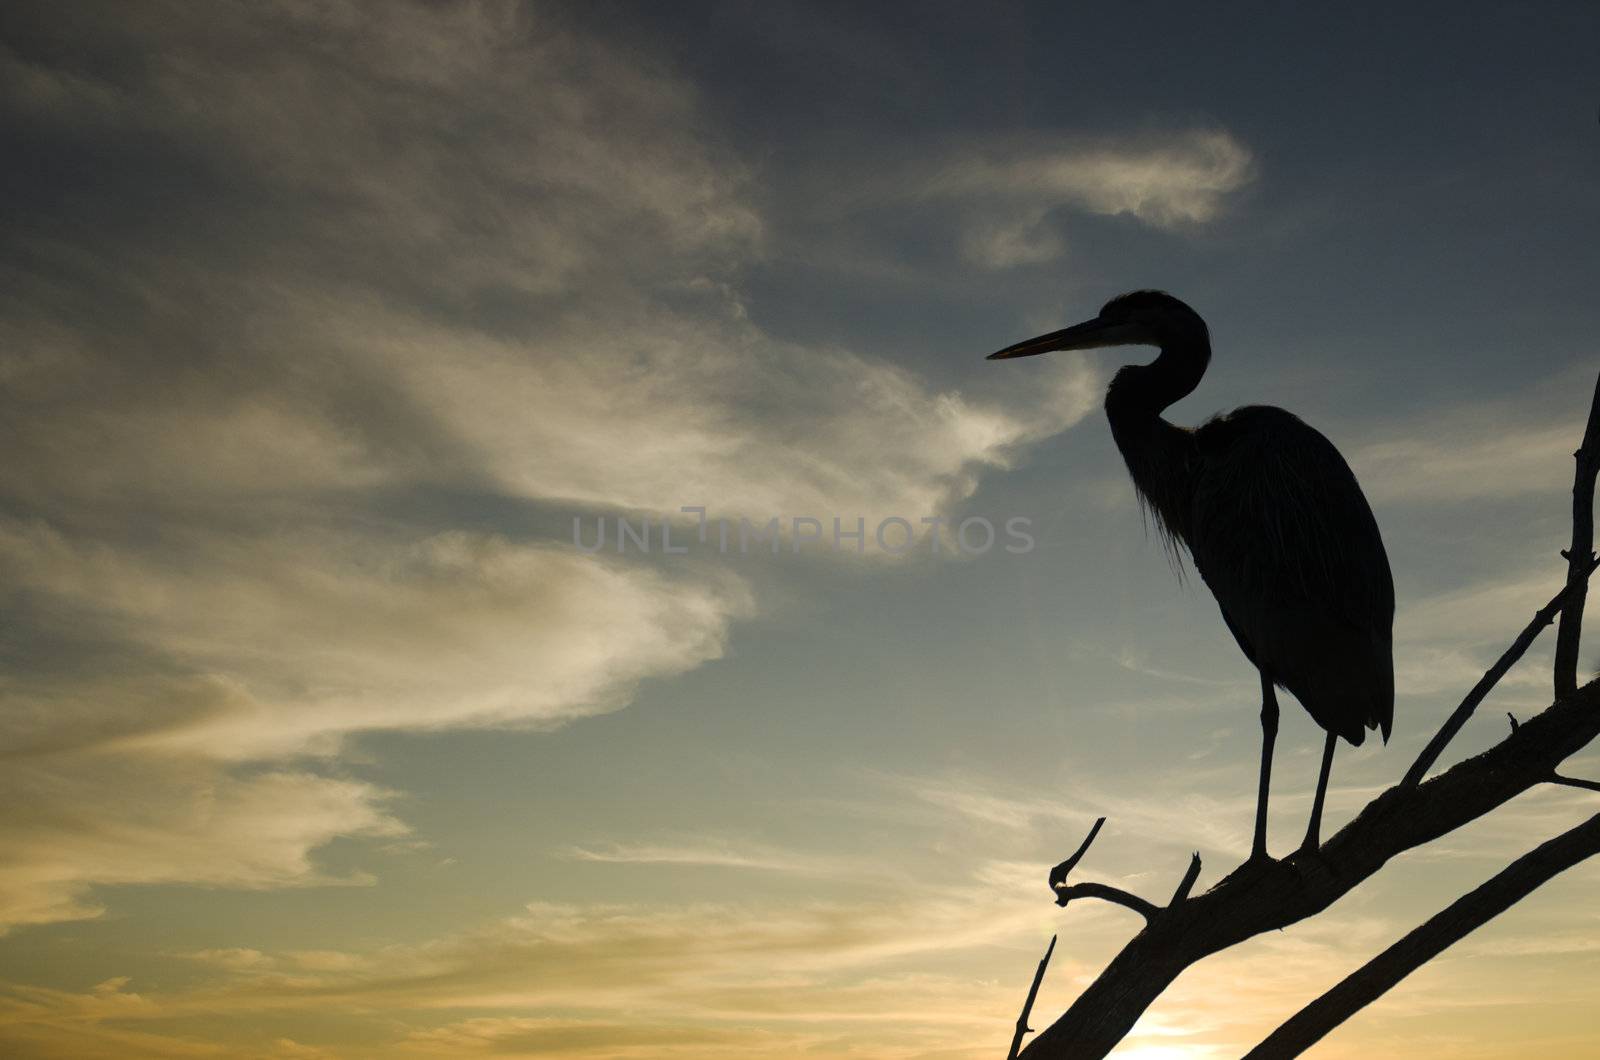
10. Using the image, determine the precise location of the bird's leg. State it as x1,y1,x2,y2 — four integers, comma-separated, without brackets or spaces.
1301,730,1338,853
1250,672,1279,863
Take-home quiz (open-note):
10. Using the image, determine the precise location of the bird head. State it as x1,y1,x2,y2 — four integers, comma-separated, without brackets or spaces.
986,290,1207,360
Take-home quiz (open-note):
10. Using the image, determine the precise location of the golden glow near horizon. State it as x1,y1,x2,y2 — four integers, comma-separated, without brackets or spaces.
2,2,1599,1057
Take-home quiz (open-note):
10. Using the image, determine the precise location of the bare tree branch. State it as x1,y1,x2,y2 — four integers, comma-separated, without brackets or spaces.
1245,812,1600,1059
1048,817,1163,919
1555,371,1593,698
1052,881,1160,921
1402,557,1598,789
1018,677,1600,1060
1008,935,1056,1060
1555,369,1600,697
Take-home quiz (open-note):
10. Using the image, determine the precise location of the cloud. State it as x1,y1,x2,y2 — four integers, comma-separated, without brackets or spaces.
0,866,1057,1059
887,768,1257,860
0,757,403,931
560,839,857,877
398,1018,781,1058
2,0,1101,532
0,0,1113,932
4,769,1598,1059
923,130,1255,268
1348,375,1597,507
1389,565,1568,700
1354,422,1574,505
332,294,1100,526
0,521,750,760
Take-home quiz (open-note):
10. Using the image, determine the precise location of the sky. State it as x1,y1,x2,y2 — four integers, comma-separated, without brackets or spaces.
1,1,1599,1057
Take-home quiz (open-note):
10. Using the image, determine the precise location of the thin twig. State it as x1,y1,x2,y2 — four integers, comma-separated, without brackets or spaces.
1401,557,1599,789
1008,935,1056,1060
1550,773,1600,793
1047,817,1106,892
1555,369,1600,697
1244,813,1600,1059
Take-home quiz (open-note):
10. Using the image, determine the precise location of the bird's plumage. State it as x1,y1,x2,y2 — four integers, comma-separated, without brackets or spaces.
1184,406,1393,744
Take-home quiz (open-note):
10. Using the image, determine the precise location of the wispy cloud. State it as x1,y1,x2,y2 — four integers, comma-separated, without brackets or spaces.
560,839,855,877
924,131,1255,268
1389,565,1569,702
0,759,404,931
0,873,1062,1058
1349,374,1596,506
0,524,751,760
0,0,1105,932
2,765,1594,1058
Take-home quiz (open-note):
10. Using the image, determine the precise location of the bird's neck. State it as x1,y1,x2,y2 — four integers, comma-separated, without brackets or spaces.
1105,335,1210,419
1104,337,1211,543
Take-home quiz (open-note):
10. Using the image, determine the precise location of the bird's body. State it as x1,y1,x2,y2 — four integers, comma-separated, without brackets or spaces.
1112,396,1394,747
990,290,1395,859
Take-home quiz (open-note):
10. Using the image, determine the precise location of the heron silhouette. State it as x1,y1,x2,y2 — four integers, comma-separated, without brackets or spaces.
989,291,1393,860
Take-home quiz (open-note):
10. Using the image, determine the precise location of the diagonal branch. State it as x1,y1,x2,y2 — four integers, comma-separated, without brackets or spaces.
1245,812,1600,1059
1555,369,1600,697
1402,556,1598,789
1019,677,1600,1060
1168,852,1203,905
1008,935,1056,1060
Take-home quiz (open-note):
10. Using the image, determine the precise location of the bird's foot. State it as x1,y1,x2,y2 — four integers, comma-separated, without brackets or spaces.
1221,847,1277,887
1238,847,1277,878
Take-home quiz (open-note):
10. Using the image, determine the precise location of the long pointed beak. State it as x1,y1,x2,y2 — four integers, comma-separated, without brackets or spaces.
986,317,1142,360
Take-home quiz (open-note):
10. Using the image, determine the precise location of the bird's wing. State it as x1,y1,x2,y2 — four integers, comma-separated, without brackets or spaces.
1188,406,1394,741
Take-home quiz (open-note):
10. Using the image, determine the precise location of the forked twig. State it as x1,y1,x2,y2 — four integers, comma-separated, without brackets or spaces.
1046,820,1201,922
1048,817,1159,919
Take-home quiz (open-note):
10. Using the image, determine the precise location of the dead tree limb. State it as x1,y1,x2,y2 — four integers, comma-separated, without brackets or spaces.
1245,812,1600,1059
1008,935,1056,1060
1554,369,1600,697
1048,818,1200,922
1019,677,1600,1059
1048,817,1158,920
1402,554,1598,789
